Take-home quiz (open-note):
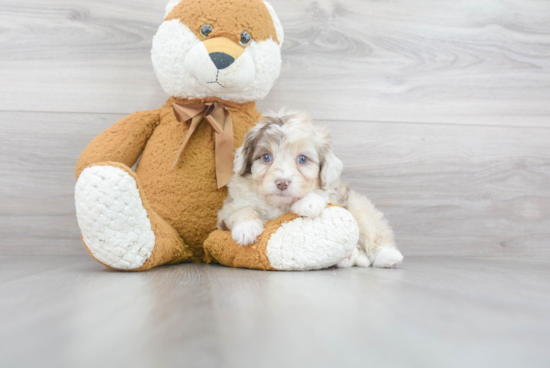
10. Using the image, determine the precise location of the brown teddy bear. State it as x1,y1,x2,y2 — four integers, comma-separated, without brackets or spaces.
74,0,359,271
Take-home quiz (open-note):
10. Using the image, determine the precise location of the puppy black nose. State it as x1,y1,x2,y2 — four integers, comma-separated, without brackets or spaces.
276,179,290,191
209,52,235,70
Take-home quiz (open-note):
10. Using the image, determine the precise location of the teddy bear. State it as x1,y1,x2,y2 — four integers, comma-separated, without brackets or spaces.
74,0,360,271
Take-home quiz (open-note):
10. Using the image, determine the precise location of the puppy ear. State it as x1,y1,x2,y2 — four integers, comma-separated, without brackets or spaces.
320,151,343,189
233,145,249,177
235,113,284,176
234,124,266,176
318,127,343,189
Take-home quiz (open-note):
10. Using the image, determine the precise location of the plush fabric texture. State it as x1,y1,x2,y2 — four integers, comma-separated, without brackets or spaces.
137,97,260,260
204,211,298,271
75,111,160,178
152,0,283,103
262,2,284,46
265,206,359,271
166,0,279,45
152,18,282,102
76,165,156,270
76,98,261,264
165,0,286,46
204,205,359,271
165,0,182,16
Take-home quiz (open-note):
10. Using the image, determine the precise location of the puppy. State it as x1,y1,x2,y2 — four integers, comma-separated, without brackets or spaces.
217,110,404,268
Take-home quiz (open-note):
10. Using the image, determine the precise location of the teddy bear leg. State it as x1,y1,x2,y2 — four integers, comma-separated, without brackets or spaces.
204,205,359,271
75,162,193,271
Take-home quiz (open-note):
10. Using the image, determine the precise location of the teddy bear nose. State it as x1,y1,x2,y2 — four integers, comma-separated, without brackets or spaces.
209,52,235,70
276,179,290,191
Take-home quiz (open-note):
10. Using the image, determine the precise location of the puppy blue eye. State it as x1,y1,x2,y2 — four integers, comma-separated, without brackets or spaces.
262,154,272,163
298,155,308,164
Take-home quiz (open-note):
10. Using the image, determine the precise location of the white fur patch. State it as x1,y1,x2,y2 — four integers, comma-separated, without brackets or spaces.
151,20,282,103
372,247,404,269
355,249,372,267
232,220,264,246
266,206,359,271
291,192,327,218
75,166,156,270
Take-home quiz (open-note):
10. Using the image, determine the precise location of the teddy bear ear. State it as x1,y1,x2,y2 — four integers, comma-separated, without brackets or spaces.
263,1,285,48
165,0,181,18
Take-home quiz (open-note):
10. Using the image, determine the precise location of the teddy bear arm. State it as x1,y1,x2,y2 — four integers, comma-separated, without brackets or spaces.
204,205,360,271
75,110,160,179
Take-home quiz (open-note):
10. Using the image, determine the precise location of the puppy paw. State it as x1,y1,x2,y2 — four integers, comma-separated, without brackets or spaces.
291,193,327,218
231,220,264,246
372,247,403,269
336,247,359,268
336,257,353,268
355,249,372,268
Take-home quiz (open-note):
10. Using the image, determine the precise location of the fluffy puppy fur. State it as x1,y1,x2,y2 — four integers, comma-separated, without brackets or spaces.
218,111,404,268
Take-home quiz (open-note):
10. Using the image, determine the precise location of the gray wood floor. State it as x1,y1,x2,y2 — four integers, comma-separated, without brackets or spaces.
1,255,549,368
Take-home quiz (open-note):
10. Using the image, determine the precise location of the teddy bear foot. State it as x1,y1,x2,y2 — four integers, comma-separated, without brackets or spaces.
75,163,190,271
267,206,360,270
204,205,360,271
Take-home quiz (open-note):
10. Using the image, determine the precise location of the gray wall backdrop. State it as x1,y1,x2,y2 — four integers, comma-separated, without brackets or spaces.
1,0,549,257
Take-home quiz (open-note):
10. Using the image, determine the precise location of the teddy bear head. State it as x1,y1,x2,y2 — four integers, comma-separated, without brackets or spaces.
152,0,284,103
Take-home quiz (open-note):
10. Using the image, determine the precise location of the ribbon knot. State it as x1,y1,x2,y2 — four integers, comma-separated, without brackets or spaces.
172,101,234,189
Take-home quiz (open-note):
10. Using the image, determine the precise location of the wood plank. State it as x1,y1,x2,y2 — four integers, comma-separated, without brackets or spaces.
1,111,549,257
0,256,549,367
1,0,550,127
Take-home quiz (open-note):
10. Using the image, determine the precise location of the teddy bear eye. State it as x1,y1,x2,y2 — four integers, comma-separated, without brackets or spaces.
200,24,213,38
298,155,308,165
262,153,272,163
240,31,252,46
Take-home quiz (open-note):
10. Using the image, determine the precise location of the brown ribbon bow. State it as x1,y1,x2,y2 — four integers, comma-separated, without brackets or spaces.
172,101,234,189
